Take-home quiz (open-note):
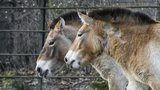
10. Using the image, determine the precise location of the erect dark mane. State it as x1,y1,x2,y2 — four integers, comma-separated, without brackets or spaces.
50,11,85,29
88,7,157,24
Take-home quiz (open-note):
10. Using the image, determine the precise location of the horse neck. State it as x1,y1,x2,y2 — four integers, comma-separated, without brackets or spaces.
107,23,154,67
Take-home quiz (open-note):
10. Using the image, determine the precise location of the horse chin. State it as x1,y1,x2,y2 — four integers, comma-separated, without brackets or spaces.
72,64,80,69
44,72,52,78
36,69,52,78
71,60,81,69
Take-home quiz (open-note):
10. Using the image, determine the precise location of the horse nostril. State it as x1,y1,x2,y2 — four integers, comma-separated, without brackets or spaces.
71,60,75,65
37,67,41,73
64,57,68,62
78,62,80,65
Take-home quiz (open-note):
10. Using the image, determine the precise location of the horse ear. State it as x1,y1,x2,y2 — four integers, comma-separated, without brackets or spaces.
55,17,65,30
47,20,52,28
59,17,65,28
77,12,93,24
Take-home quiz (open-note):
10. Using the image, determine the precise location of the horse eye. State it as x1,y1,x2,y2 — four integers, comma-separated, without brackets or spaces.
49,41,55,45
78,33,82,37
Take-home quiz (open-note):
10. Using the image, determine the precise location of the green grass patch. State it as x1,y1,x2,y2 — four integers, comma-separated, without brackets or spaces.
0,71,24,90
89,80,109,90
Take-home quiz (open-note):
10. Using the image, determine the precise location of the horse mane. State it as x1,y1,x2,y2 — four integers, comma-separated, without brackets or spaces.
88,7,157,24
50,11,86,29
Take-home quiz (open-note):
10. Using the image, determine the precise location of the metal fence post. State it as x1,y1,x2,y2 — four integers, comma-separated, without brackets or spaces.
41,0,47,47
38,77,43,90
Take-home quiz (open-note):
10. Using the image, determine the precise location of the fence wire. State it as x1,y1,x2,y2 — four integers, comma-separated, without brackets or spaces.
0,5,160,9
0,1,160,90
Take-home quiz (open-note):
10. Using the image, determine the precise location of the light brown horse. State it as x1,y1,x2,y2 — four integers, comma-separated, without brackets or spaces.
35,11,82,77
35,11,128,90
64,8,160,90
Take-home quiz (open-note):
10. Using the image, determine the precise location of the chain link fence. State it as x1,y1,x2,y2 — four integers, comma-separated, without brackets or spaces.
0,0,160,90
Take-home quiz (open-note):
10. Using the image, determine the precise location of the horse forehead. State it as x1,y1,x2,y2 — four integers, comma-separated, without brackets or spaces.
79,23,89,32
48,30,60,38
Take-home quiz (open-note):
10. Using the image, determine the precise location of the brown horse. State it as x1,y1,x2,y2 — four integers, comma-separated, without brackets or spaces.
35,11,82,77
35,11,128,90
64,8,159,90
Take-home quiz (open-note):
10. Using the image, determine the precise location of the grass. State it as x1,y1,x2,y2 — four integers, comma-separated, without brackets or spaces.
0,71,24,90
89,80,109,90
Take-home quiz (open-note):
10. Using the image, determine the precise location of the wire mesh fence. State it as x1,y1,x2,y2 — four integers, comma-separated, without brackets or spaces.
0,0,160,90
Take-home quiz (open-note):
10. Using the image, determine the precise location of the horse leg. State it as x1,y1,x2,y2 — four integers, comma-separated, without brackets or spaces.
108,78,119,90
127,79,150,90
